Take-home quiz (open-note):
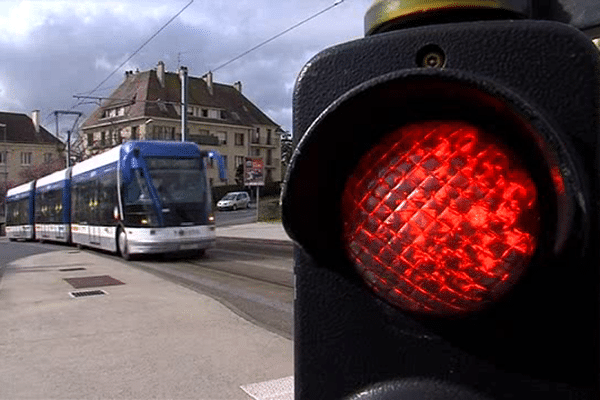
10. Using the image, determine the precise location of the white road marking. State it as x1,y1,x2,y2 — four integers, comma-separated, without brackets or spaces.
240,376,293,400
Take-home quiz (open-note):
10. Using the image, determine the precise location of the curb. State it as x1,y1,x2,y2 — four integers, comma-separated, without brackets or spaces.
216,236,293,247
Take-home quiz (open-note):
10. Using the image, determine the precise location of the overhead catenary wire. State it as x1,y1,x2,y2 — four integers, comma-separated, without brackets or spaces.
212,0,346,73
73,0,347,108
79,0,194,99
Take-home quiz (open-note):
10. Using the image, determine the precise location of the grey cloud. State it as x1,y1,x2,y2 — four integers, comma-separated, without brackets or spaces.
0,0,371,136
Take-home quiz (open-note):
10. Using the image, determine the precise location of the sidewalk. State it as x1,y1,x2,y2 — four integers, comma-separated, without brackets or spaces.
217,222,292,244
0,223,293,400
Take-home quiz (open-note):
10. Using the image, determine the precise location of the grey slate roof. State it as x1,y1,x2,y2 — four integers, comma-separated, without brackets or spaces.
0,112,62,145
82,69,279,129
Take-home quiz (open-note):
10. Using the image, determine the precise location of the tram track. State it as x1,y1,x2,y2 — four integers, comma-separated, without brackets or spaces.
123,238,294,340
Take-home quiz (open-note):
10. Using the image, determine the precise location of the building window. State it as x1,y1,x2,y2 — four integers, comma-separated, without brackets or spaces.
152,126,176,140
87,133,94,147
235,156,244,167
202,109,208,117
252,128,260,144
101,131,106,147
0,151,6,165
20,152,32,166
44,153,53,163
267,149,273,165
253,148,260,157
217,131,227,145
267,129,272,145
102,108,118,118
235,133,244,146
131,126,138,140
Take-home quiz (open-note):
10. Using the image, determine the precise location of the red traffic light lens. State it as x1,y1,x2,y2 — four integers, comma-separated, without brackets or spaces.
342,121,540,315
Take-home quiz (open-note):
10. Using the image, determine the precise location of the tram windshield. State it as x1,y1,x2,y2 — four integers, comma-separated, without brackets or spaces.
147,157,206,204
147,157,210,226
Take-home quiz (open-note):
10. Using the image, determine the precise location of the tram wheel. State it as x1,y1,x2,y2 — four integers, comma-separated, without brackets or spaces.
118,228,131,261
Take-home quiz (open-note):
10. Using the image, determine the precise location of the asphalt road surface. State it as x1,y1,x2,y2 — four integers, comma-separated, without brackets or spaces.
3,237,294,340
126,238,294,339
215,205,258,226
0,239,61,283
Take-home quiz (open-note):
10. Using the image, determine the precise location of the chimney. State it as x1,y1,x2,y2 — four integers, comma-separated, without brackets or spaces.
157,61,165,87
203,71,213,95
32,110,40,133
233,81,242,93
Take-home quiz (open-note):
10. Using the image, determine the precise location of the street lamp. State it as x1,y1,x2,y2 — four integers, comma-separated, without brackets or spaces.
0,122,7,181
0,123,6,235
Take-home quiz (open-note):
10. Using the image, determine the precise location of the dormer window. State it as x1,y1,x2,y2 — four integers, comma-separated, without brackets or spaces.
102,107,125,118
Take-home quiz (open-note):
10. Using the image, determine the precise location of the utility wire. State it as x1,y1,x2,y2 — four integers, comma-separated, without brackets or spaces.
212,0,346,72
82,0,194,97
71,0,344,112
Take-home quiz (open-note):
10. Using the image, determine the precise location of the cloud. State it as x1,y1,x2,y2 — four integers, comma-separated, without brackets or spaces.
0,0,371,135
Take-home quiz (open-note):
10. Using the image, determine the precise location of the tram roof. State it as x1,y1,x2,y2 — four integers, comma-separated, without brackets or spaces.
6,181,34,197
35,168,70,188
71,145,122,177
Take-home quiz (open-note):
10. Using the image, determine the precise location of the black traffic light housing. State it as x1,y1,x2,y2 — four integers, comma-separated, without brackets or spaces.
283,2,600,399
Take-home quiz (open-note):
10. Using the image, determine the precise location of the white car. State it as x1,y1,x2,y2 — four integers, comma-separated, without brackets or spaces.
217,192,250,211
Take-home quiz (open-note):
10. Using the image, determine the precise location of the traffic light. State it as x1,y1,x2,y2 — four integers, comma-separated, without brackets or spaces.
282,1,600,399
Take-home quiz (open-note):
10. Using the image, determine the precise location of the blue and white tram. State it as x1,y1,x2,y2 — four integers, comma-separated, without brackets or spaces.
35,168,71,243
70,141,217,259
6,181,36,241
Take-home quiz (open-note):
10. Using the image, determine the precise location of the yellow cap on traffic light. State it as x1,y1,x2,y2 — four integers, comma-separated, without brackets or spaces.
365,0,528,35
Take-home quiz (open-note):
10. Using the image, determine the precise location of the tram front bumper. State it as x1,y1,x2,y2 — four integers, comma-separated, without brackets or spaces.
125,225,216,255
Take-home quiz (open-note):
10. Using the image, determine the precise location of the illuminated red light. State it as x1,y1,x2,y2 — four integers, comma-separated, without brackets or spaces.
341,121,540,315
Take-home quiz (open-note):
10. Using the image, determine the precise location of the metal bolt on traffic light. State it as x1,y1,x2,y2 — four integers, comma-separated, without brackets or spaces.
282,0,600,399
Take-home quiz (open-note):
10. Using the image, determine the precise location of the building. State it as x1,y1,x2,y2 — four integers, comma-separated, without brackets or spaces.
0,110,65,233
81,61,282,188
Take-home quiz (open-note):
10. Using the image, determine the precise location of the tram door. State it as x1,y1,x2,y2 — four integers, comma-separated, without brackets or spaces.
89,225,101,246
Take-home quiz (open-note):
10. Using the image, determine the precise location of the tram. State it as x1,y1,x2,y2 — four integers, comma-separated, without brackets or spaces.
5,141,222,259
5,181,35,241
35,168,71,243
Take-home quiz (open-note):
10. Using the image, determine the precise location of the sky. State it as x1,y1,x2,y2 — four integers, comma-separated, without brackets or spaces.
0,0,372,142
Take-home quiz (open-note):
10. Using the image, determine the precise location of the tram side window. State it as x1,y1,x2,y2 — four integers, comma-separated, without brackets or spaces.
99,172,118,225
36,189,63,224
72,180,94,224
6,198,29,226
72,171,118,226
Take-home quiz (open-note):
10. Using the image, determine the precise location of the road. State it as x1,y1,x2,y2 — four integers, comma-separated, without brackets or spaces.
124,238,294,339
1,236,294,340
215,205,257,227
0,239,62,283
